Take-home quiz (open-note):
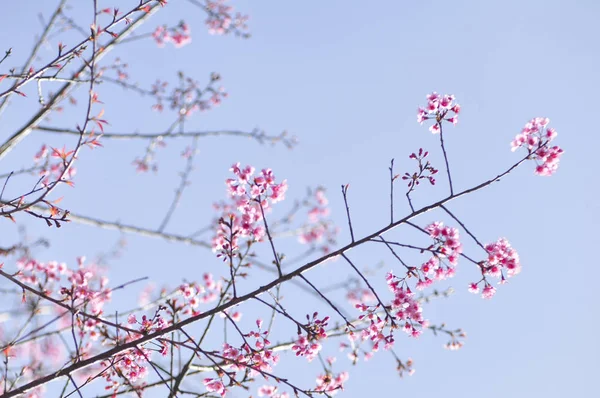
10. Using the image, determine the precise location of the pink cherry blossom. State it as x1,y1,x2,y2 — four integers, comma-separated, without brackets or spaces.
468,283,479,294
511,117,563,176
469,238,521,298
258,385,289,398
205,0,249,35
152,21,191,48
422,222,463,278
212,165,287,259
315,371,349,396
292,313,329,361
481,285,496,299
417,92,460,134
203,378,227,396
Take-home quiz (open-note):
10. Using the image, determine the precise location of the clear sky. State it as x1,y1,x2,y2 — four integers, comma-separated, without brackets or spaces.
0,0,598,397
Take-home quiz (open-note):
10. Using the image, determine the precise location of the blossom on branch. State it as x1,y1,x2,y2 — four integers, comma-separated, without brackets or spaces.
417,92,460,133
152,21,191,48
469,238,521,299
212,164,287,258
511,117,564,176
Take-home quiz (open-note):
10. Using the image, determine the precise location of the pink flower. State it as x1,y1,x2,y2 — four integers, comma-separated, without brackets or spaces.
204,378,227,396
258,385,277,397
482,285,496,299
212,165,287,259
417,108,428,124
292,335,322,362
315,372,349,396
152,21,192,48
468,238,521,299
33,144,48,163
417,92,460,133
468,283,479,294
205,0,248,35
511,117,563,176
483,238,521,278
230,311,242,322
445,340,464,350
422,222,462,278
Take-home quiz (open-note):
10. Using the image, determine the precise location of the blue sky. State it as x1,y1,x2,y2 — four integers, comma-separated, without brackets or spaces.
0,0,598,397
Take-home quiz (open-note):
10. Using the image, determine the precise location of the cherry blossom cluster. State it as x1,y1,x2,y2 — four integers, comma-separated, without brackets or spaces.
469,238,521,299
307,188,330,222
133,136,166,173
444,335,466,351
10,256,113,381
101,309,169,393
150,72,226,116
291,312,329,361
511,117,563,176
425,222,462,267
396,358,415,377
346,286,376,306
417,92,460,133
152,21,192,48
258,385,289,398
348,273,427,355
298,188,338,253
17,256,111,317
212,164,287,258
402,148,439,188
204,378,227,397
62,261,112,343
415,257,453,291
353,310,395,352
16,257,68,285
150,79,168,111
127,310,168,333
223,319,279,375
203,319,279,397
315,371,349,396
403,222,464,291
298,222,338,251
205,0,249,36
33,144,77,187
181,145,195,159
97,57,129,81
386,272,425,337
176,273,223,315
226,164,288,203
30,128,101,186
63,267,111,315
6,334,64,374
339,340,374,364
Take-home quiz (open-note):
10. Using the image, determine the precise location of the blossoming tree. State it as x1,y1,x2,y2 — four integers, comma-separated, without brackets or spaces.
0,1,563,397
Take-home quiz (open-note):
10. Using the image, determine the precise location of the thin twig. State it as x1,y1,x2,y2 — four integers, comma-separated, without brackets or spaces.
440,204,486,251
389,158,395,223
438,122,454,195
341,184,354,242
341,253,395,325
258,199,282,277
158,136,198,232
299,274,353,328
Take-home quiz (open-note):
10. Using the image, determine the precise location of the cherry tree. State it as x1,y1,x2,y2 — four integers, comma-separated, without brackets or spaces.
0,1,563,397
